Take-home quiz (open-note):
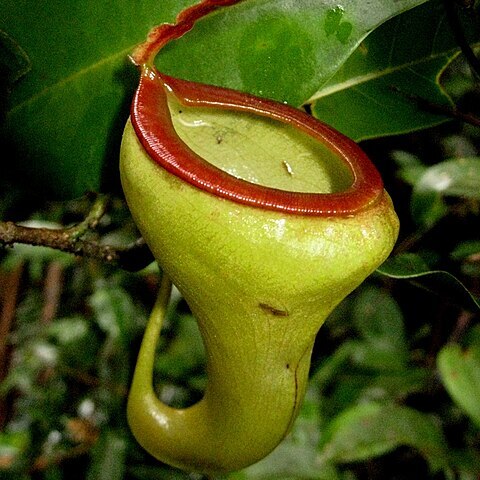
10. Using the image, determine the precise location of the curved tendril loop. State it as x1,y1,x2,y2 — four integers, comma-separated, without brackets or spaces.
122,0,400,474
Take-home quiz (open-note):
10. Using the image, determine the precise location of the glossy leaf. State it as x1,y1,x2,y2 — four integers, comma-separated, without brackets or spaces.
437,343,480,428
0,0,195,199
156,0,428,105
1,0,426,199
377,253,480,311
311,0,480,140
318,403,449,472
352,287,407,357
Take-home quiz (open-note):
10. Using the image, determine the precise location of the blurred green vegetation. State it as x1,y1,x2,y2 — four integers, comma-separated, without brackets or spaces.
1,0,480,479
1,66,479,475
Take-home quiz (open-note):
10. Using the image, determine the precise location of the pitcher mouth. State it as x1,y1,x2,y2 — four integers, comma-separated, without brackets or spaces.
131,65,384,217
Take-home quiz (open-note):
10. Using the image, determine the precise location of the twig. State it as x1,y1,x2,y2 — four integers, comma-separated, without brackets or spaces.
0,221,153,271
390,85,480,127
444,0,480,80
109,237,155,272
0,193,109,251
68,193,109,241
0,193,154,271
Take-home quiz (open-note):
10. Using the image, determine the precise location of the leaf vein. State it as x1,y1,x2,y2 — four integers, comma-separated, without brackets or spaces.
8,46,133,116
308,48,460,103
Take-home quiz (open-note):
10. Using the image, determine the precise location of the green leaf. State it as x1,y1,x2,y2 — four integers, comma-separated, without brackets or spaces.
319,403,449,472
437,343,480,428
351,286,408,369
410,189,449,228
414,157,480,199
157,0,428,106
321,362,428,415
451,240,480,262
310,342,356,390
86,430,127,480
0,431,29,464
311,0,479,140
155,313,206,380
359,368,429,399
448,448,480,480
1,0,426,198
47,316,100,369
377,253,480,311
411,157,480,227
451,240,480,277
0,0,195,199
44,466,62,480
391,150,427,186
89,285,144,346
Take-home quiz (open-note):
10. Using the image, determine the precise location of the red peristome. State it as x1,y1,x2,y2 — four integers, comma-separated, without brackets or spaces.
130,0,384,216
131,66,384,216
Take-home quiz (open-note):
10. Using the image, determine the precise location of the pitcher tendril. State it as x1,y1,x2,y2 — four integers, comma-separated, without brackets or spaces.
131,0,246,67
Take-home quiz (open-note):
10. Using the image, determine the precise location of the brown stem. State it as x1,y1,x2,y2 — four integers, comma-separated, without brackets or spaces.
31,418,99,472
0,221,153,269
449,310,474,343
0,262,24,429
0,195,154,272
41,261,64,325
0,193,109,253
